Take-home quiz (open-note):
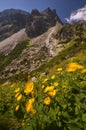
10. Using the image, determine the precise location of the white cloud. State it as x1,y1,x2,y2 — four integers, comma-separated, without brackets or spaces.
65,5,86,23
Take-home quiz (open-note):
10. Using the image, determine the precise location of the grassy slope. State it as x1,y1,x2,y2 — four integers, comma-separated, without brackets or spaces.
0,21,86,83
0,39,86,130
0,21,86,80
30,40,86,77
0,40,29,71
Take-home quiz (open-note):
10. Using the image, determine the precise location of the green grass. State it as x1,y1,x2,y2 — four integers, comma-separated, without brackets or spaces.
30,40,86,77
0,40,29,71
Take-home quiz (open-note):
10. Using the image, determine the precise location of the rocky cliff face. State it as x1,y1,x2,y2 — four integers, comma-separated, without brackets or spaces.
0,8,62,41
0,24,63,79
0,8,63,79
56,20,86,41
0,9,29,41
25,8,62,38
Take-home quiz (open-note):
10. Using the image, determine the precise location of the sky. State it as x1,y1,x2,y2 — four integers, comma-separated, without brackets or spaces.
0,0,86,23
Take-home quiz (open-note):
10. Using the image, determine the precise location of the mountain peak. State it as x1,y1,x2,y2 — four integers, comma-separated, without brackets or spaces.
26,8,62,38
0,8,62,41
31,9,40,16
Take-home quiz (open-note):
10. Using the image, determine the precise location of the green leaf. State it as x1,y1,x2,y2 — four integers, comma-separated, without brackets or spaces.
49,108,56,121
21,125,33,130
82,114,86,122
68,125,81,130
62,111,70,118
75,106,79,115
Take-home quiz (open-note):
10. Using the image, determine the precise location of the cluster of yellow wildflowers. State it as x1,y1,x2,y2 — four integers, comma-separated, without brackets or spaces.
13,62,86,118
24,82,36,115
14,87,22,101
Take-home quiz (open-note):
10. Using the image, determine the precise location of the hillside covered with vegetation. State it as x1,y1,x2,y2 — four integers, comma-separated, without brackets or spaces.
0,21,86,130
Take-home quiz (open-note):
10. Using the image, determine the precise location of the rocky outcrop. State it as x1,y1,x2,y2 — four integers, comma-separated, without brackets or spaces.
0,9,29,41
56,20,86,41
0,8,63,78
25,8,62,38
0,24,63,78
0,8,62,41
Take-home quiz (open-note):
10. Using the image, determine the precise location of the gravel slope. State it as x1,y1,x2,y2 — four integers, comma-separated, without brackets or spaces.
0,29,28,55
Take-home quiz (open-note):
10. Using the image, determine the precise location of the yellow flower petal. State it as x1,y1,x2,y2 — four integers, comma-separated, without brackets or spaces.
44,97,51,105
26,102,32,112
44,86,54,93
66,63,84,72
51,75,55,79
17,94,22,101
14,88,20,93
81,69,86,73
24,82,34,94
15,105,19,111
42,78,48,83
53,82,59,86
26,98,35,112
48,89,57,97
10,83,16,88
42,85,45,89
57,68,63,71
15,93,20,98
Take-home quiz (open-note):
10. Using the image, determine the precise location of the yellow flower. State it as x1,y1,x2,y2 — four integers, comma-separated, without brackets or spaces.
57,68,63,71
48,89,57,97
29,98,35,104
10,83,16,88
17,94,22,101
53,82,59,86
15,105,19,111
42,85,45,89
26,102,32,112
26,98,35,112
51,75,55,79
44,86,54,93
14,88,20,93
81,69,86,73
42,78,48,83
24,82,34,94
15,93,20,98
66,63,84,72
44,97,51,105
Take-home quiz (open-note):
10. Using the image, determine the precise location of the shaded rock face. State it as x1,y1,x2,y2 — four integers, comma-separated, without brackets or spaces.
25,8,62,38
0,9,29,41
0,8,62,41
